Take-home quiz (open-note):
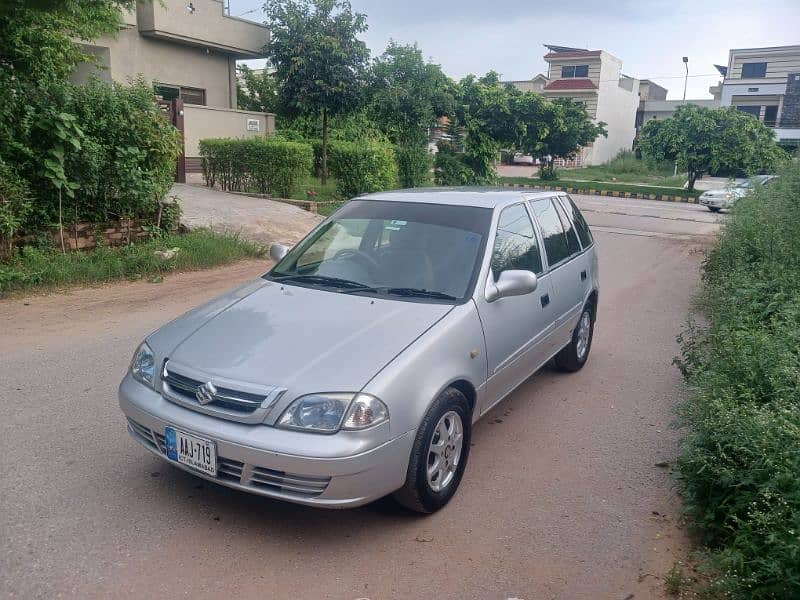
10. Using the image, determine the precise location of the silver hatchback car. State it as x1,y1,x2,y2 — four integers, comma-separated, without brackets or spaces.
119,189,599,513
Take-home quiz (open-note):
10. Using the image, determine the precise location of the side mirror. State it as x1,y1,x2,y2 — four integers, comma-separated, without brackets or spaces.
269,243,288,263
485,270,538,303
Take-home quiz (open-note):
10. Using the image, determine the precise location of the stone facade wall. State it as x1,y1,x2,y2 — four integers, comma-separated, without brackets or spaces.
17,219,150,251
780,73,800,127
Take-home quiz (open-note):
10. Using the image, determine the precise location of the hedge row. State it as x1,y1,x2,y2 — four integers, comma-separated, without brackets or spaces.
199,138,313,198
675,161,800,598
201,136,406,200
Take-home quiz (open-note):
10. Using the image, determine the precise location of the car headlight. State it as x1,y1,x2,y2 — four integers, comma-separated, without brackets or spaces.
725,193,732,199
130,342,156,388
276,393,388,433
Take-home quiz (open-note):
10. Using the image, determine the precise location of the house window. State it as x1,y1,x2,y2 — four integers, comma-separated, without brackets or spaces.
764,106,778,127
737,105,761,118
741,62,767,78
179,87,206,106
154,84,206,106
561,65,589,78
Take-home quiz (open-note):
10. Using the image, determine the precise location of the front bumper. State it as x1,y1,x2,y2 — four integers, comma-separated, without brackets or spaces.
119,374,414,508
699,195,733,209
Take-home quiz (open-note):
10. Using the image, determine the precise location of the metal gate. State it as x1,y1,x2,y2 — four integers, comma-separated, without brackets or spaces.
157,98,187,183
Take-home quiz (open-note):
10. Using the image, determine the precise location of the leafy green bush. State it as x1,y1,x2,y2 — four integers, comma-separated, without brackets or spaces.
199,138,313,198
434,148,474,186
327,140,398,198
0,160,32,260
675,161,800,598
397,144,433,188
18,78,182,233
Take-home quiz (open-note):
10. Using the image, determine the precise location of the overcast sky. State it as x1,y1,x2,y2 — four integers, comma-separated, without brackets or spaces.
230,0,799,100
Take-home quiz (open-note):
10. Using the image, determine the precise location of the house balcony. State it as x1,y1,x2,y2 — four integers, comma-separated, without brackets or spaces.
136,0,268,59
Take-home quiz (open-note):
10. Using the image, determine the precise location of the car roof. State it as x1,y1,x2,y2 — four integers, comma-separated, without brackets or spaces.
357,187,561,209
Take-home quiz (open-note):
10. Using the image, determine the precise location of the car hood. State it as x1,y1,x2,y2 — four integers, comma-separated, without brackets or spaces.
156,280,455,391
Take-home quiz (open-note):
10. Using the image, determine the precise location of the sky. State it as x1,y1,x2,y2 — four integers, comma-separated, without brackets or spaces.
230,0,800,100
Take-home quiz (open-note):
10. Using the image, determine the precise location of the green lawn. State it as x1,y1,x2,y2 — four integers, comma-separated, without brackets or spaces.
290,175,348,216
559,165,686,187
0,230,265,297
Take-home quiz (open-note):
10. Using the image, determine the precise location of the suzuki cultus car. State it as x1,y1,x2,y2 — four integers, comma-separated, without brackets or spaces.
120,189,599,513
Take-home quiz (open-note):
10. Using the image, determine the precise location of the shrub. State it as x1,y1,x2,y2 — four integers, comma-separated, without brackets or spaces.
327,140,398,198
199,138,313,198
0,160,32,260
675,161,800,598
18,78,182,233
434,148,474,186
397,144,433,188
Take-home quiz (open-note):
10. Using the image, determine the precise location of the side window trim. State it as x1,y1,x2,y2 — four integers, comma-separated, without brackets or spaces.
527,195,587,273
553,195,583,253
559,194,594,250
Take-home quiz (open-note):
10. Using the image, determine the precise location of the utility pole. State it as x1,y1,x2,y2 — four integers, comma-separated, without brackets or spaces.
682,56,689,104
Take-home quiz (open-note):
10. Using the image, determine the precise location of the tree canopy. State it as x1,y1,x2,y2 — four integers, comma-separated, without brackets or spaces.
639,104,783,189
367,42,455,146
264,0,370,183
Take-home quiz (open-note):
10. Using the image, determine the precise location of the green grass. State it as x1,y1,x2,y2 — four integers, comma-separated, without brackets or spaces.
499,176,701,199
560,165,686,187
664,565,690,596
289,175,347,216
0,230,265,297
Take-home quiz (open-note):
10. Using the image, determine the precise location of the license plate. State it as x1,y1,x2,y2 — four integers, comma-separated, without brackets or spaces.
165,426,217,477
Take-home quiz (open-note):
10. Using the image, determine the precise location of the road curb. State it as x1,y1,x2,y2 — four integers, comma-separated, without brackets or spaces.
500,183,699,204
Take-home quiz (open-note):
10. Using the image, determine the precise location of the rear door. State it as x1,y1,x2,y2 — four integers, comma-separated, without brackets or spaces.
476,203,557,412
528,196,586,350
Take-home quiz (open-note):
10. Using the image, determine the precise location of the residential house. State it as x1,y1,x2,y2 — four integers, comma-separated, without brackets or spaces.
507,45,640,166
635,78,719,134
717,45,800,148
72,0,276,177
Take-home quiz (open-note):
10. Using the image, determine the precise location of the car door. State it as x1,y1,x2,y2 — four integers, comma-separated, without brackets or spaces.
476,203,558,413
528,196,586,351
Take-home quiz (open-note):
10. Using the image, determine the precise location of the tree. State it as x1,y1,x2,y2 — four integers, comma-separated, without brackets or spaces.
536,98,607,180
639,104,783,190
236,65,281,114
264,0,370,184
368,41,455,146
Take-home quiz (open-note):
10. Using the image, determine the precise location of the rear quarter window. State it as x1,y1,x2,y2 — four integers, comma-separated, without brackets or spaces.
559,195,593,249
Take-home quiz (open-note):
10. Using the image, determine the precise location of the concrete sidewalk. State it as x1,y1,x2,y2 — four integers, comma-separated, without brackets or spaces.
171,183,323,247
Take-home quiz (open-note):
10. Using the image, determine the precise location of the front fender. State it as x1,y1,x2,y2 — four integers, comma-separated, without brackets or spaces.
362,301,487,435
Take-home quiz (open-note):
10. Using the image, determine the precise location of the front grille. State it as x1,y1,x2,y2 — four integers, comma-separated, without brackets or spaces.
249,467,331,498
162,368,267,414
218,457,244,482
127,418,158,451
126,418,330,499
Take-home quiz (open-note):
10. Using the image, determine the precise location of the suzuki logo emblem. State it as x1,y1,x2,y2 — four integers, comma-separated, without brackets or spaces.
196,381,217,405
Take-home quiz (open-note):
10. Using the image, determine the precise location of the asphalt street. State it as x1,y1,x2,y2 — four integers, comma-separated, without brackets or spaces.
0,195,720,599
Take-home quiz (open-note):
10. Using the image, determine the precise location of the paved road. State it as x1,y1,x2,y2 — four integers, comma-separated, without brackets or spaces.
1,197,718,599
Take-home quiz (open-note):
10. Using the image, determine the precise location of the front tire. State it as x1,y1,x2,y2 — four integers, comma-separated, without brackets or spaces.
555,302,595,372
393,387,471,513
708,206,721,213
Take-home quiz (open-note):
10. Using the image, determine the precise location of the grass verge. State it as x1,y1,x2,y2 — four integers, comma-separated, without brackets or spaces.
673,161,800,598
0,230,264,297
499,176,701,199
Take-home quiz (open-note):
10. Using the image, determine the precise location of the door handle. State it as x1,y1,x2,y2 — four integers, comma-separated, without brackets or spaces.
580,270,587,281
540,294,550,308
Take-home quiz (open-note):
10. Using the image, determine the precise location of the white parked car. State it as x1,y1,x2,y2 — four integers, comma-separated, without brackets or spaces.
699,175,777,212
512,153,536,166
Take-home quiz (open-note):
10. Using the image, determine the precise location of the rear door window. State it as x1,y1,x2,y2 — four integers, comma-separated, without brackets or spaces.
558,195,593,249
529,198,570,267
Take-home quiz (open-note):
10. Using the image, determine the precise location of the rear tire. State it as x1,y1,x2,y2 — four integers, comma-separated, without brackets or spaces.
393,387,471,514
555,302,595,372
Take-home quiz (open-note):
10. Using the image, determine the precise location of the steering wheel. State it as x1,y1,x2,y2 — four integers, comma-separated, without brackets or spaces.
332,248,380,273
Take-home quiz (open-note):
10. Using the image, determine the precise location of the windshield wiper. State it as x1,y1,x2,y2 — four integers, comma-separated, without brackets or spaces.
384,288,457,300
270,274,373,290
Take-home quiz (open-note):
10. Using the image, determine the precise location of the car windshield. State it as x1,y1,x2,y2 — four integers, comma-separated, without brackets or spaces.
266,200,492,302
736,176,771,189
